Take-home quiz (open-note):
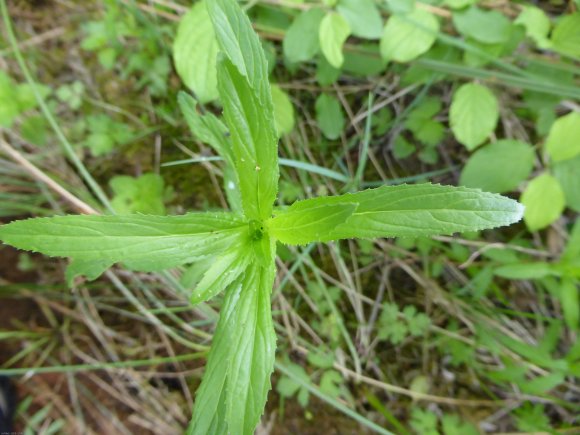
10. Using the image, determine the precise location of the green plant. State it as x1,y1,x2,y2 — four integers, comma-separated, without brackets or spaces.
0,1,526,433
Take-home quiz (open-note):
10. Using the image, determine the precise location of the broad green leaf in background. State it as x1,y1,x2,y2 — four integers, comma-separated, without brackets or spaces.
110,173,167,215
337,0,382,40
319,12,351,68
83,114,134,156
271,85,295,137
225,264,275,435
460,140,535,193
0,213,247,270
315,93,345,140
545,111,580,162
495,262,557,280
450,83,499,150
217,57,279,221
268,203,357,245
279,183,524,241
553,155,580,212
550,13,580,58
0,71,50,127
283,8,325,63
443,0,476,9
380,8,439,63
173,1,219,103
385,0,415,14
515,6,551,49
452,7,512,44
521,173,565,231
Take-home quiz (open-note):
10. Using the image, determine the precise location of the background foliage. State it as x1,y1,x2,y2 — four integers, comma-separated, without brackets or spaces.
0,0,578,433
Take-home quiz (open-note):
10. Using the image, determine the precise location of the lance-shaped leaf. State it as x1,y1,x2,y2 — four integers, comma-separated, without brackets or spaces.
190,248,251,305
208,0,279,220
0,213,247,270
179,92,242,212
268,203,357,245
225,262,276,435
217,57,278,220
187,273,244,435
187,262,276,435
274,184,524,242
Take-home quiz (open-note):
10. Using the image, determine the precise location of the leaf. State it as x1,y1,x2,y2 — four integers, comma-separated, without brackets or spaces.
110,173,166,215
521,173,565,231
442,414,479,435
225,263,276,435
561,278,579,330
187,273,243,435
450,83,499,150
179,92,242,212
207,0,271,105
283,8,325,63
443,0,475,9
550,13,580,58
460,140,535,193
271,85,295,137
282,183,524,241
386,0,415,14
494,262,557,280
337,0,383,40
515,6,551,49
65,259,113,286
380,8,439,63
553,155,580,213
268,203,357,245
545,111,580,162
0,213,247,270
173,1,219,103
216,57,279,221
453,7,512,44
315,93,345,140
319,12,351,68
190,249,250,304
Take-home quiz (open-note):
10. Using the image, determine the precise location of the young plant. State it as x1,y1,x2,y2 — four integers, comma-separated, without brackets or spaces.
0,0,525,433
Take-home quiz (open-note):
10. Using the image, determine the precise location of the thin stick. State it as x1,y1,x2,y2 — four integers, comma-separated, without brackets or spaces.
0,135,98,215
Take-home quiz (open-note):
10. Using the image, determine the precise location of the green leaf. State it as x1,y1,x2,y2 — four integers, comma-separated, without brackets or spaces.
337,0,383,40
550,13,580,58
380,9,439,63
190,249,250,305
442,414,479,435
268,203,357,245
315,93,345,140
319,12,351,68
178,92,242,212
0,213,247,270
443,0,475,9
283,8,325,63
110,173,166,215
187,273,242,435
515,6,551,49
271,85,295,137
207,0,271,106
553,155,580,212
386,0,415,14
495,262,557,280
460,140,535,193
281,183,524,241
65,259,113,286
561,278,579,330
216,57,279,221
453,7,512,44
450,83,499,150
545,111,580,162
225,263,276,435
179,92,232,162
173,1,219,103
521,173,565,231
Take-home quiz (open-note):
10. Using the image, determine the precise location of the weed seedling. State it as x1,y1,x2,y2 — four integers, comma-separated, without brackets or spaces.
0,1,524,433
